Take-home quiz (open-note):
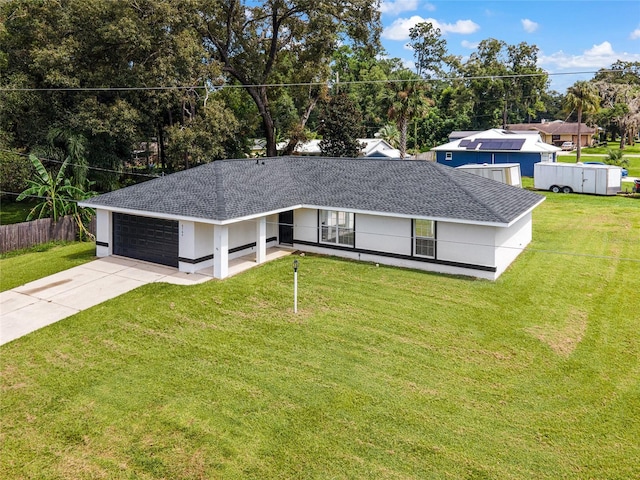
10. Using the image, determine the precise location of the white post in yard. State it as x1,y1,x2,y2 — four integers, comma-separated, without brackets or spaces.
293,259,299,313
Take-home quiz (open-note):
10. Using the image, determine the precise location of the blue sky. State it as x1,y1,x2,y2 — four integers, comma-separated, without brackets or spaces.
379,0,640,92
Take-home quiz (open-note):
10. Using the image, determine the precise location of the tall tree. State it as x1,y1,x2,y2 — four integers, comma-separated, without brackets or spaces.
318,94,364,157
1,0,242,190
408,22,448,79
198,0,381,156
330,46,405,137
458,38,547,129
594,61,640,147
383,70,430,159
506,42,548,124
564,81,600,161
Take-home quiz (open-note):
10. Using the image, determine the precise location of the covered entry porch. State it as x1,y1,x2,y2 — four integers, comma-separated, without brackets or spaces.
178,211,294,279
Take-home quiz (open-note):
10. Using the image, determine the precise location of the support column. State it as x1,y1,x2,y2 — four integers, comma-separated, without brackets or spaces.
96,209,112,257
213,225,229,279
256,217,267,264
178,220,196,273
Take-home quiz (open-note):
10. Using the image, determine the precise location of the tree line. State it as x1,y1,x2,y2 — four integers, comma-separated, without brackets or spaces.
1,0,639,197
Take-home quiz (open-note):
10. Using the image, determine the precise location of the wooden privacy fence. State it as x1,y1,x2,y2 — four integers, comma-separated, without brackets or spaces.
0,215,96,253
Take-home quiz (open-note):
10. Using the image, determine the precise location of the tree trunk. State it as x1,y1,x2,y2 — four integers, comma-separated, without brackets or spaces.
502,99,508,129
576,108,582,162
245,86,277,157
399,116,408,159
263,114,277,157
282,94,320,156
158,125,166,171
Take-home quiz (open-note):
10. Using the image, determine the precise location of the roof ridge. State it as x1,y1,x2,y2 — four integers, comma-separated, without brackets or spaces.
214,161,226,218
435,164,511,224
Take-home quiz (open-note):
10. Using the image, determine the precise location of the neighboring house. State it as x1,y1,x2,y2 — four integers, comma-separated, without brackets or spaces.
507,120,597,147
448,131,482,142
359,138,402,158
80,157,545,281
276,138,402,158
432,129,560,176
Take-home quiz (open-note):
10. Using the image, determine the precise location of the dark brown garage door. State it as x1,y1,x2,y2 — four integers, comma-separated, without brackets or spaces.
113,213,179,267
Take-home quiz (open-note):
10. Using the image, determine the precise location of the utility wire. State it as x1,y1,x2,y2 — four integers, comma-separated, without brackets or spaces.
0,70,615,92
0,149,161,179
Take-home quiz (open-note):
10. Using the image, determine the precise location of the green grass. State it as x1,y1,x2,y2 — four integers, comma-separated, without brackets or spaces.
582,141,640,155
0,199,37,225
1,194,639,479
0,241,95,291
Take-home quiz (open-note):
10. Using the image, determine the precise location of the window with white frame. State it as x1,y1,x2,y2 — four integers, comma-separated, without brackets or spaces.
445,152,452,160
414,219,435,258
320,210,355,246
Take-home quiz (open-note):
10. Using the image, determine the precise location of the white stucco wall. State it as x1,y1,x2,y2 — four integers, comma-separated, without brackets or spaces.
267,214,278,239
494,213,532,275
292,243,498,280
437,223,496,267
178,220,215,273
229,221,256,251
95,209,112,257
178,220,195,260
195,223,214,259
355,214,411,255
294,208,318,243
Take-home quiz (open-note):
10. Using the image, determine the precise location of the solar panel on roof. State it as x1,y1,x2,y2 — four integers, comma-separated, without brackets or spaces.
459,139,471,147
477,139,525,150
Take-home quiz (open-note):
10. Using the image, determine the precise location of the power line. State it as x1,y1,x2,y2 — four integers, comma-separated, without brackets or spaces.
1,191,90,205
0,149,161,179
0,70,616,93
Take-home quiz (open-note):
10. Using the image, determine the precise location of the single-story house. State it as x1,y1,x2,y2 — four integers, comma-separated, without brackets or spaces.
276,138,402,158
432,129,561,177
507,120,597,147
80,157,545,281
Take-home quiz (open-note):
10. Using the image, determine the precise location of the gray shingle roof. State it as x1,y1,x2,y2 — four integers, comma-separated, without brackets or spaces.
82,157,544,225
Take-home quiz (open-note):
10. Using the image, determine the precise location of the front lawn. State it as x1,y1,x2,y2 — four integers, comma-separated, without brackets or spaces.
582,141,640,155
0,241,95,291
1,193,639,479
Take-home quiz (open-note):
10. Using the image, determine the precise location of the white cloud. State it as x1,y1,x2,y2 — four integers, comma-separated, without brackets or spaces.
401,58,416,70
380,0,419,16
382,16,479,41
631,28,640,40
461,40,479,49
521,19,539,33
539,41,640,70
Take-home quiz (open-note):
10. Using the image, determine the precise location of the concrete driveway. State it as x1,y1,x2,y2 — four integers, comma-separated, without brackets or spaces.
0,257,212,346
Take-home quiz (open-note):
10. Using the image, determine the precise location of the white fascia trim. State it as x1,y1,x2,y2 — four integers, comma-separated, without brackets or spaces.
217,205,305,225
78,204,222,224
80,203,306,226
504,196,545,227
